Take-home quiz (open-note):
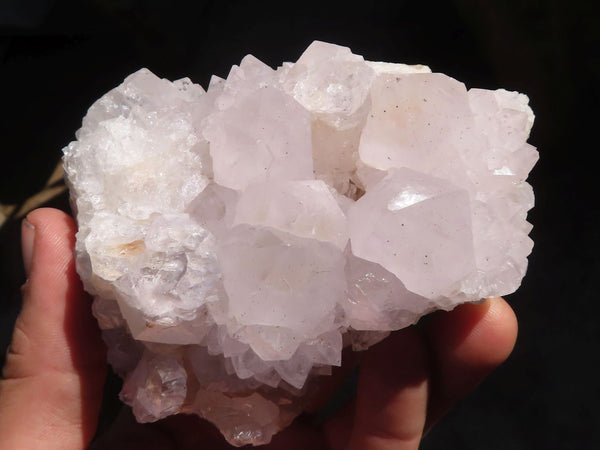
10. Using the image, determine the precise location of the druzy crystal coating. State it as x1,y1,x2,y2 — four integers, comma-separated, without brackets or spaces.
62,41,537,446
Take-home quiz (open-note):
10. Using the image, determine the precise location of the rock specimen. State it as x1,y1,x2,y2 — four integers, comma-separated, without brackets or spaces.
62,41,537,446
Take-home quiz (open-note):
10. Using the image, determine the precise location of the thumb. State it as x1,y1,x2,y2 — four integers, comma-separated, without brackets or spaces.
0,208,107,450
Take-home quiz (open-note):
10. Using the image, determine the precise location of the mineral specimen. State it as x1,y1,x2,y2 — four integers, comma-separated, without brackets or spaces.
62,40,537,446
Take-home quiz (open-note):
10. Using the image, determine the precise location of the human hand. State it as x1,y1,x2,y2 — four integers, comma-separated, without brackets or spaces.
0,208,518,449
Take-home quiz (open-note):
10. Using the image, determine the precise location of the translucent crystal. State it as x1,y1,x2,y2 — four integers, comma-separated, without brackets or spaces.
62,40,537,446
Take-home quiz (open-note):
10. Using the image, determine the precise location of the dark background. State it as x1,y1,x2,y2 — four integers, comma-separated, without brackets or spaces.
1,0,598,448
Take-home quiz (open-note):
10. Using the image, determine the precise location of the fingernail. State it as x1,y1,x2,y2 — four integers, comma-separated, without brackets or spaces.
21,218,36,276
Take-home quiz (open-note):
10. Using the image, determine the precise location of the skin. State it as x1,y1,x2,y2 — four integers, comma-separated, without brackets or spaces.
0,208,518,449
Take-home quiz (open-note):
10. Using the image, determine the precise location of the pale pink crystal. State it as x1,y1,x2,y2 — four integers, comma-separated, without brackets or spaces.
62,40,537,446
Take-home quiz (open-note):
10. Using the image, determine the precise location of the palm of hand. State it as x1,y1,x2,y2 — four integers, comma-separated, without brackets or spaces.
0,208,517,450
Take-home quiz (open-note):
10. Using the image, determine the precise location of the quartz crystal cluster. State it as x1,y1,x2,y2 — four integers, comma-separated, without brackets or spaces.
62,41,537,446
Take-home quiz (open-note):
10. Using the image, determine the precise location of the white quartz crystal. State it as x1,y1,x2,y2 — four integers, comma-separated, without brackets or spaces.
62,40,537,446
